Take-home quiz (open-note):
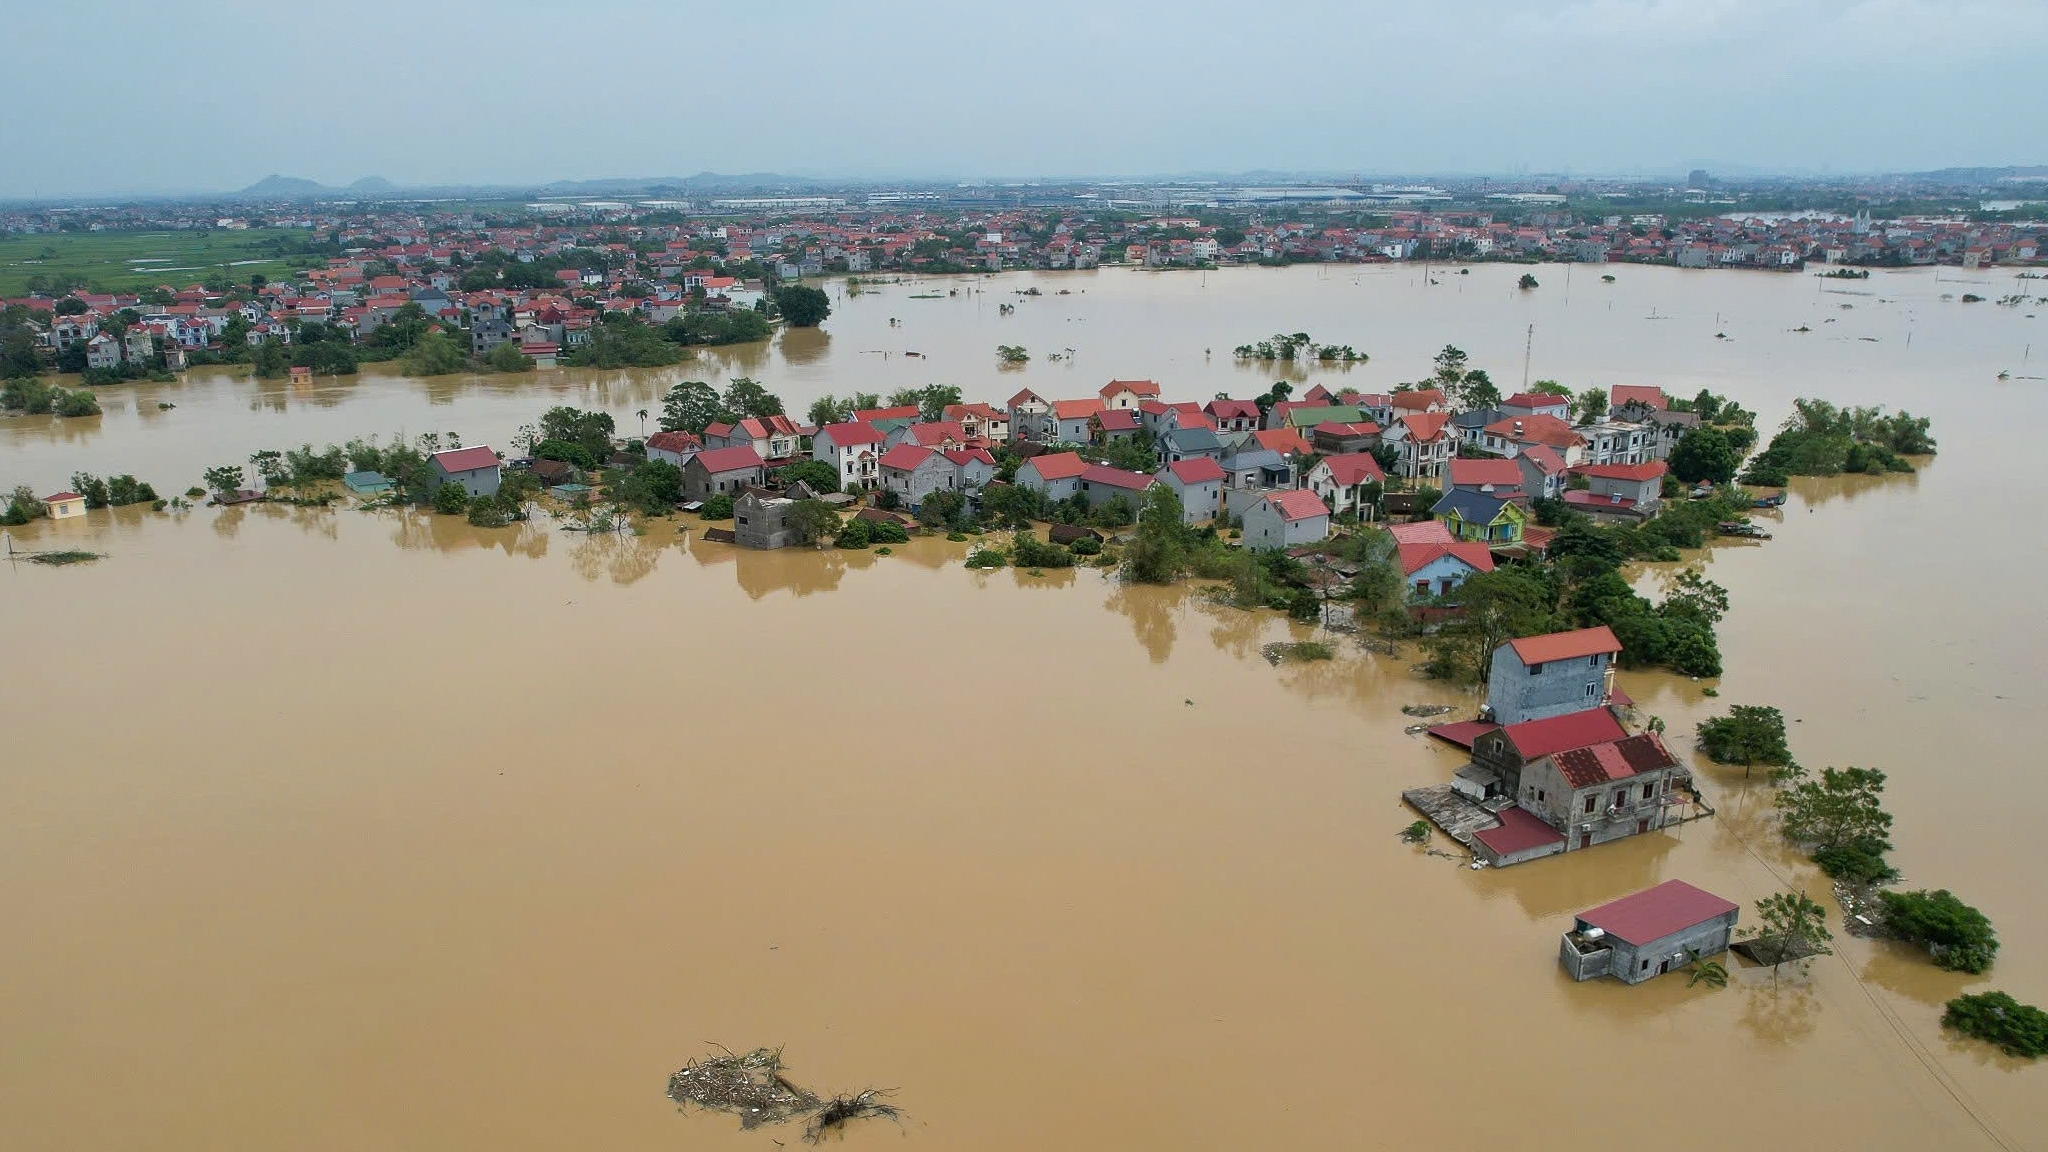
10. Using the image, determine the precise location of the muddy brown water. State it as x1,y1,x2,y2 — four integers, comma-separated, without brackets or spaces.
3,263,2045,1150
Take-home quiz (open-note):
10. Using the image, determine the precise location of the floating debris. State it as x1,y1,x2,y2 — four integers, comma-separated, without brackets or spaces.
1400,703,1455,718
1261,641,1334,665
667,1046,902,1143
10,549,103,566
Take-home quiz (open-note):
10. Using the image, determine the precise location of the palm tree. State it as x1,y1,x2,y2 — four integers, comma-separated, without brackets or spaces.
1684,948,1729,989
636,409,648,437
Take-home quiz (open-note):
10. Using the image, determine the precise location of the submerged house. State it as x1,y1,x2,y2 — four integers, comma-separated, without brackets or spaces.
1488,626,1622,725
1561,880,1739,984
427,445,502,498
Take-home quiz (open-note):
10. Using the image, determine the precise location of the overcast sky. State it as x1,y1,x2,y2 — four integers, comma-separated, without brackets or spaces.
2,0,2041,197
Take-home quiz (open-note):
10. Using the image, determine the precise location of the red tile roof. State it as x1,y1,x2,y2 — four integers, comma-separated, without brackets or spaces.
1508,626,1622,666
1165,457,1225,484
1609,385,1667,411
1253,428,1312,455
1577,879,1736,946
1551,732,1676,789
1022,451,1087,481
1504,391,1571,408
645,430,701,453
692,445,765,474
1501,707,1627,760
1447,458,1524,489
1262,488,1330,522
1205,399,1261,421
1080,463,1155,491
430,446,499,473
1397,411,1451,442
44,490,83,502
1317,452,1385,486
1426,720,1499,749
1473,806,1566,858
904,420,967,445
1386,520,1455,545
818,421,885,447
1100,378,1161,399
851,405,920,423
879,444,937,470
1096,409,1141,431
1391,388,1447,410
1398,540,1496,577
1521,445,1568,475
1486,414,1583,450
1052,398,1105,420
1006,388,1048,409
1574,461,1668,482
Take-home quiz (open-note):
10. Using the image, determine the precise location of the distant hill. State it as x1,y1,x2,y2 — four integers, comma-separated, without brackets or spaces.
347,176,397,192
239,174,331,197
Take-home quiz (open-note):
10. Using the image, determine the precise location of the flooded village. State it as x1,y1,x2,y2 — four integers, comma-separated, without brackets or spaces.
4,256,2047,1151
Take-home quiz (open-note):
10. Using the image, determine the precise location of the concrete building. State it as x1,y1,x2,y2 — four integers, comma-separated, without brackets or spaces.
1240,488,1330,550
1015,451,1087,503
645,430,702,469
810,421,886,491
43,491,87,519
427,445,502,498
1157,457,1224,524
733,489,801,549
1487,627,1622,725
1075,464,1155,512
878,444,958,510
682,445,766,500
1561,880,1739,984
1305,453,1385,519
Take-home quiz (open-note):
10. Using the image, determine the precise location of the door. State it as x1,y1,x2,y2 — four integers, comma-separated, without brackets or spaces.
1658,959,1671,976
1636,819,1649,834
1577,832,1591,850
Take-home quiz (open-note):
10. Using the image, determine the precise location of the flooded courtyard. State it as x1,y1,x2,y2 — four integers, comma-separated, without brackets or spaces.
3,263,2045,1149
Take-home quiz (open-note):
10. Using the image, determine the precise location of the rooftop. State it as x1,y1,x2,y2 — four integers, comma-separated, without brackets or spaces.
1507,626,1623,666
1577,880,1737,947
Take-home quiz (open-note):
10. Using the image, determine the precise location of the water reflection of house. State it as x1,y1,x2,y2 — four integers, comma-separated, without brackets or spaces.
1561,880,1738,984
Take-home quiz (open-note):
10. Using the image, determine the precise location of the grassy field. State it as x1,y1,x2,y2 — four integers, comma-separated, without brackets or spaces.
0,229,318,296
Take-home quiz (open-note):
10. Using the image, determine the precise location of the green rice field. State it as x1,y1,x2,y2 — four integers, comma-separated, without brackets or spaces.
0,229,317,295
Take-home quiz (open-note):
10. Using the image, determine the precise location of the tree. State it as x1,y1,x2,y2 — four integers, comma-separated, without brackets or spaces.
484,341,532,372
1669,425,1741,484
1943,993,2048,1059
1746,890,1835,973
432,482,470,514
773,284,831,327
1685,949,1730,989
777,459,840,493
1518,273,1540,290
996,344,1029,364
1777,766,1893,854
1121,485,1190,584
917,384,962,422
1696,705,1790,777
721,376,783,419
918,488,966,529
834,517,874,549
699,493,734,520
402,330,467,376
1662,568,1728,627
661,380,722,434
1879,890,1999,974
1424,566,1563,683
785,500,840,545
540,406,616,459
807,393,844,427
202,464,244,496
979,483,1039,528
69,472,110,508
1574,388,1608,423
1454,368,1501,412
1431,345,1469,384
251,338,289,379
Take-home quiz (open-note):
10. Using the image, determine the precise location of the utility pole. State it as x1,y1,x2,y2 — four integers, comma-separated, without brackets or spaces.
1522,323,1533,389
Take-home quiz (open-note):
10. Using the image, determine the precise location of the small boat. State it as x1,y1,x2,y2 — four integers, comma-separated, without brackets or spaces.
1752,492,1787,508
1718,520,1772,539
1689,484,1714,500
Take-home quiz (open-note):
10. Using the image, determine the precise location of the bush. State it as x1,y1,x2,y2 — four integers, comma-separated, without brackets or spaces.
876,488,901,510
1069,535,1102,556
965,547,1007,568
1943,992,2048,1058
1813,843,1899,885
1012,534,1075,568
699,494,734,520
431,483,470,514
532,439,597,469
868,518,909,544
1880,890,1999,974
834,518,874,549
466,497,511,527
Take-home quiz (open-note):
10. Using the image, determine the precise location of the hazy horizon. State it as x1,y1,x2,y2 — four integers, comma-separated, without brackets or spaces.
3,0,2043,199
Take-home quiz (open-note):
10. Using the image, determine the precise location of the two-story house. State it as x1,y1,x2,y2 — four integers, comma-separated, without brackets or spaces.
1566,461,1667,520
810,422,885,491
1015,451,1087,503
1099,379,1162,410
1304,452,1385,519
1383,412,1454,481
1432,488,1526,545
704,415,803,463
1486,626,1622,724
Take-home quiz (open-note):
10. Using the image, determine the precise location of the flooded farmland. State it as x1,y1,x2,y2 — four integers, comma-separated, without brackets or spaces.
2,262,2045,1150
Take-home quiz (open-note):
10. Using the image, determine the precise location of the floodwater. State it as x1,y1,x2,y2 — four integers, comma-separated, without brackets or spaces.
3,263,2045,1151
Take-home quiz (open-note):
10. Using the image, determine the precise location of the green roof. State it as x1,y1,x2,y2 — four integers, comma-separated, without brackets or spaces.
1284,405,1365,428
342,471,392,493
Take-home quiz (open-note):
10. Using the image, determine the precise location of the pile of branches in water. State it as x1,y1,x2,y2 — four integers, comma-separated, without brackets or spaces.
667,1046,901,1143
16,550,102,566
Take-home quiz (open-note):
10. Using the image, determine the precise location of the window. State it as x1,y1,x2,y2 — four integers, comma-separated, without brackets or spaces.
1589,655,1600,666
1613,789,1627,808
1527,662,1543,676
1642,782,1657,800
1537,789,1546,802
1584,795,1597,815
1585,683,1599,698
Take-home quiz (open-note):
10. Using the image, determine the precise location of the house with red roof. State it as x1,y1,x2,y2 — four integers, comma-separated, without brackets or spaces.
1304,452,1385,518
1515,444,1569,501
1446,457,1525,502
1076,463,1156,512
1099,378,1161,409
1480,414,1587,463
1015,450,1087,502
1006,388,1052,439
1157,457,1225,524
428,445,502,498
1240,488,1331,551
1562,880,1740,983
704,414,803,462
1204,397,1262,433
681,445,766,501
1609,384,1666,413
1487,626,1624,724
1048,398,1105,443
645,430,703,468
1568,460,1667,518
878,443,959,509
941,402,1009,443
1501,391,1573,421
1092,408,1141,442
886,420,968,453
1516,730,1688,856
1389,388,1448,414
810,421,886,491
1399,539,1494,599
1382,411,1454,481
